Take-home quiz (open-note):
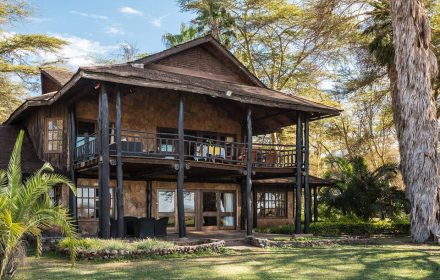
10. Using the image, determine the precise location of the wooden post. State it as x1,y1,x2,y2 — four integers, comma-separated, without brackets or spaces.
68,106,77,221
295,113,302,234
303,114,310,233
246,108,253,236
115,88,124,238
313,187,319,222
240,179,246,230
146,181,152,218
99,84,111,239
177,94,186,238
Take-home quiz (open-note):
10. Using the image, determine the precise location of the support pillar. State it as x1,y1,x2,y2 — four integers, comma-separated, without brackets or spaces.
115,88,124,238
177,94,186,238
146,181,152,218
313,187,319,222
294,113,303,234
303,114,310,233
99,84,111,239
68,106,77,222
240,179,246,230
246,108,253,236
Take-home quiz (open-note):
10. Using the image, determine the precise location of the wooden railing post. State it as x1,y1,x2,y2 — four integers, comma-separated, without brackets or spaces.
295,113,303,234
177,93,186,238
115,87,124,238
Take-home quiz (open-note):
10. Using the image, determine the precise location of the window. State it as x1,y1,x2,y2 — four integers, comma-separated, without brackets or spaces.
256,192,287,218
48,186,62,206
46,118,63,152
77,187,114,219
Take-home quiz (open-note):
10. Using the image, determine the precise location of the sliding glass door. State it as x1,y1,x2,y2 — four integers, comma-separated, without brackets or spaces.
158,189,236,231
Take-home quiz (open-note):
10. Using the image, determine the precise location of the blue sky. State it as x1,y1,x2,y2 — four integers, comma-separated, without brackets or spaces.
11,0,193,69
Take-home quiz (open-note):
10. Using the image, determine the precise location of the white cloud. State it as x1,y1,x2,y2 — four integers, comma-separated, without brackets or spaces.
70,10,108,20
105,26,125,35
38,35,118,68
149,14,169,28
119,6,143,16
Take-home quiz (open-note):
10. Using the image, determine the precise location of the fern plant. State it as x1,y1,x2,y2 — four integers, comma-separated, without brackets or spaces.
0,130,78,278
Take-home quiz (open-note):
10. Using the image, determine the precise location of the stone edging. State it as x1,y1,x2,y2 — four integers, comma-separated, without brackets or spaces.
245,236,372,248
43,238,225,260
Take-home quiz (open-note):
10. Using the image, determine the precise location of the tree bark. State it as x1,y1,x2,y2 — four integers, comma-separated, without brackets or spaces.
390,0,440,243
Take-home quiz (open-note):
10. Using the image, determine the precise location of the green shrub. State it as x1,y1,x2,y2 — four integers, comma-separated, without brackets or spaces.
59,238,175,253
256,220,410,236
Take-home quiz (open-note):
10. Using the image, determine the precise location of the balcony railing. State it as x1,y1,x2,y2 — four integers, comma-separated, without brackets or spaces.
74,130,296,168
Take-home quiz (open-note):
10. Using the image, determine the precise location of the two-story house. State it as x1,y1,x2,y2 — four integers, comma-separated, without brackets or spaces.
1,35,340,238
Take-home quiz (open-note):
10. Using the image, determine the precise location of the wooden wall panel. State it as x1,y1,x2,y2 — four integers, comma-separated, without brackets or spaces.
152,46,253,85
23,102,69,172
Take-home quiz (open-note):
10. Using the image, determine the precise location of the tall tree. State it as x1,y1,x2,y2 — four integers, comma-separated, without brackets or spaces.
162,23,198,47
390,0,440,242
0,0,65,123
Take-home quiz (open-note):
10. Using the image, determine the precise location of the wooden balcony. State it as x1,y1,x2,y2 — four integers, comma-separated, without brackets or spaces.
73,130,296,170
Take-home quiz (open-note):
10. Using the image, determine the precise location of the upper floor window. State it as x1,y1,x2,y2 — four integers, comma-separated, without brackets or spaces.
46,118,63,152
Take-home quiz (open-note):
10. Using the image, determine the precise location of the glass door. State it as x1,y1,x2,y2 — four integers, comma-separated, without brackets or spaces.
201,191,236,230
184,191,197,230
220,192,235,229
201,191,218,230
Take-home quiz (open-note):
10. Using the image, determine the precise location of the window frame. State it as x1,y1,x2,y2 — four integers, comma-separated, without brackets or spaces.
76,186,115,220
256,191,287,219
45,117,64,153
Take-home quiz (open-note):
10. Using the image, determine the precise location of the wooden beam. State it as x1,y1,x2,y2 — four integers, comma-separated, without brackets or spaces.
304,114,310,233
68,105,77,222
177,93,186,238
295,113,302,234
115,87,124,238
99,84,111,239
246,108,253,236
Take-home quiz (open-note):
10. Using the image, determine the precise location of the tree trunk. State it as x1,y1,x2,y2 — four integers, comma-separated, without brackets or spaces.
390,0,440,243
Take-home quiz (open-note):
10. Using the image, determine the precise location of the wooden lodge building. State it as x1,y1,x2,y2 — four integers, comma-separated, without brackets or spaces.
1,35,340,238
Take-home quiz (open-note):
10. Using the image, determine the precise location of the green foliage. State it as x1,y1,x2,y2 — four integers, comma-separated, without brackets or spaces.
321,156,408,220
256,220,410,236
0,130,78,278
310,221,410,236
162,23,199,48
59,238,175,253
0,0,66,123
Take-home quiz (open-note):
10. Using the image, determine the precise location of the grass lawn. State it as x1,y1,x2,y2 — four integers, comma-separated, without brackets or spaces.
16,238,440,280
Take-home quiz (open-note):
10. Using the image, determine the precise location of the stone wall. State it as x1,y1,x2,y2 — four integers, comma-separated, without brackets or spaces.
75,89,243,143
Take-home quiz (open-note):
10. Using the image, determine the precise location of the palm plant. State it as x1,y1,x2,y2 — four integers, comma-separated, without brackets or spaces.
321,156,408,220
0,130,77,278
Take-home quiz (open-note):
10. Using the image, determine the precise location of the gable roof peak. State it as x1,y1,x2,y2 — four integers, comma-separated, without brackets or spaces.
132,35,266,88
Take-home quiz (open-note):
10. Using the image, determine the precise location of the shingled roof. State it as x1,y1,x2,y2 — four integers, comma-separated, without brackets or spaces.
0,126,44,174
41,68,75,86
80,64,340,116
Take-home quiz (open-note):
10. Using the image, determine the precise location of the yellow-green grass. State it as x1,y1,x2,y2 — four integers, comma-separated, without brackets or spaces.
17,239,440,280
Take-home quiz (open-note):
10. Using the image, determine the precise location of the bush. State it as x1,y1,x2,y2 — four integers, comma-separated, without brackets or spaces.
310,221,410,235
256,220,410,236
59,238,175,253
